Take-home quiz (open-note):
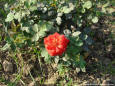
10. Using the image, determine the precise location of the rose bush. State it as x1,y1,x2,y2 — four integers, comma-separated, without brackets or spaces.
44,32,69,56
1,1,114,84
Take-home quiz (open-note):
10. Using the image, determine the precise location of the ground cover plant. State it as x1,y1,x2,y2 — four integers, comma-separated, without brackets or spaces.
0,0,115,86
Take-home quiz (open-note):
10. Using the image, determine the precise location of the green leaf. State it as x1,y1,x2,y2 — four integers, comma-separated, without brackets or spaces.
1,43,10,51
32,33,39,42
107,8,115,13
32,24,38,32
38,21,52,31
76,67,80,73
75,40,83,47
83,1,92,9
56,17,62,25
79,56,86,72
45,22,52,31
54,56,59,64
81,34,88,40
57,64,65,75
81,8,86,13
14,12,21,22
75,55,86,72
81,67,86,72
29,6,37,11
92,17,98,23
10,42,16,51
38,30,46,38
32,21,53,41
21,27,30,33
5,12,14,22
62,6,71,13
102,7,106,13
41,48,51,63
41,48,48,57
30,0,37,4
102,2,109,8
72,31,81,37
24,1,30,8
44,55,51,64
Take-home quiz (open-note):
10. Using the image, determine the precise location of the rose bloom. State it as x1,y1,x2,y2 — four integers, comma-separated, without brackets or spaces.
44,32,69,56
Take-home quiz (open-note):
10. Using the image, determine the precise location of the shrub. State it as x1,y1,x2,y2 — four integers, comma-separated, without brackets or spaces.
2,0,114,75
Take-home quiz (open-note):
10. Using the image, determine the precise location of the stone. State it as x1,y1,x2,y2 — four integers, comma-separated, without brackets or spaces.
3,60,13,72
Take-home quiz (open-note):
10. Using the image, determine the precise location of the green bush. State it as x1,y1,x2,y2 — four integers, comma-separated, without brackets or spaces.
1,0,114,76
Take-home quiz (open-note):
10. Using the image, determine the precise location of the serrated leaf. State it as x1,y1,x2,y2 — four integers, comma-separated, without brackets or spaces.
41,48,49,57
81,34,88,40
54,56,59,64
69,3,75,11
14,12,20,19
56,17,62,25
62,6,71,13
41,48,51,63
81,8,86,13
5,12,14,22
76,67,80,73
79,56,86,72
81,67,86,72
10,42,16,51
21,27,30,33
57,64,66,75
38,21,52,31
30,0,37,4
63,29,71,36
14,12,21,22
102,2,109,8
107,8,115,13
38,30,46,38
83,1,92,9
92,17,98,23
44,55,51,63
33,24,38,32
45,22,52,31
102,7,106,13
72,31,81,37
36,21,53,38
32,33,39,41
75,40,83,47
29,6,37,11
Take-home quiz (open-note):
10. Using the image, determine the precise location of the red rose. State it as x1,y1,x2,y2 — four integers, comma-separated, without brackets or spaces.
44,32,69,56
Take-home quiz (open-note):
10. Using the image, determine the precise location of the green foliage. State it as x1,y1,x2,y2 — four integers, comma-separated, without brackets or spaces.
5,12,14,22
2,0,114,80
41,48,51,63
83,1,92,9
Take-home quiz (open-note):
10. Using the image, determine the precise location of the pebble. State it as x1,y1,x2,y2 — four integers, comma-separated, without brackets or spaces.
3,60,13,72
